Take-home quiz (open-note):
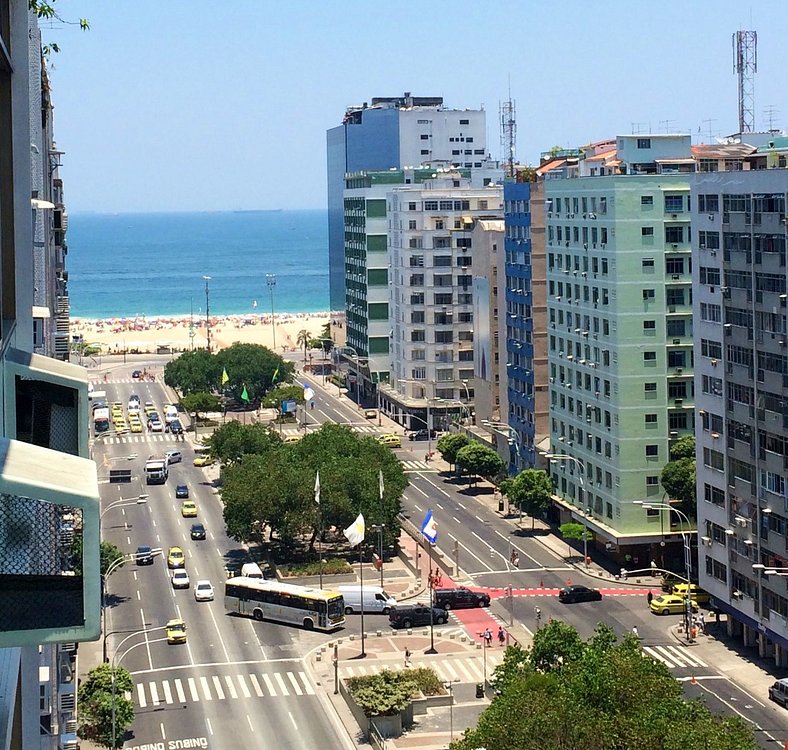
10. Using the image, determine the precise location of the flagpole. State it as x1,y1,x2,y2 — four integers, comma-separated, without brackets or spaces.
359,542,366,658
315,472,323,590
426,541,437,654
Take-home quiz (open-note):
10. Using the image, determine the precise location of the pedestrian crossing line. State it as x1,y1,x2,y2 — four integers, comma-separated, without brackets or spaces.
298,672,316,695
150,683,160,706
187,677,199,702
287,672,303,696
137,683,147,709
262,673,275,695
275,672,289,696
200,676,212,701
162,680,173,705
237,675,251,699
338,654,503,684
250,674,264,697
643,645,708,670
443,661,461,681
174,679,186,703
212,675,225,700
224,675,238,700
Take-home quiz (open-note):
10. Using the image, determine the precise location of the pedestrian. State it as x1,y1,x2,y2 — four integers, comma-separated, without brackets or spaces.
310,400,315,410
404,647,411,667
651,560,658,576
497,626,506,646
632,625,639,639
513,553,520,569
483,628,493,647
534,606,542,622
647,590,654,606
699,612,706,634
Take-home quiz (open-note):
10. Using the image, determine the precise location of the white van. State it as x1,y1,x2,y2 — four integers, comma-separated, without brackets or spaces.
337,585,397,615
164,404,179,424
241,562,264,579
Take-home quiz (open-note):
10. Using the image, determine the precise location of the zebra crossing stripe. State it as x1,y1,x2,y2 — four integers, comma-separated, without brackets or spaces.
150,683,160,706
223,675,237,699
162,680,173,704
237,675,251,699
262,673,275,695
452,660,476,682
212,675,225,700
274,672,289,696
652,646,686,668
298,672,316,695
137,683,147,708
187,677,199,702
200,676,212,700
174,679,186,703
250,674,264,697
287,672,303,696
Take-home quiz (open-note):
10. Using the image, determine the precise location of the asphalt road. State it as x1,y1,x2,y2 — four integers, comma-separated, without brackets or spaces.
97,373,350,750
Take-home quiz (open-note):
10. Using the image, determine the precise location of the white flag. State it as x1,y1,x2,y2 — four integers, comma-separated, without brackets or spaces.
304,386,315,402
343,513,365,547
379,469,384,501
314,471,320,505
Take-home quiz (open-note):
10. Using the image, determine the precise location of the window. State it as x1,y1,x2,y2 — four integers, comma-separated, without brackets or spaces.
411,330,425,342
409,255,424,267
646,475,660,486
424,200,438,211
645,414,657,424
408,202,417,211
637,138,651,149
665,226,683,243
642,289,655,301
645,445,659,457
700,303,721,322
408,220,417,230
420,134,429,140
411,367,426,380
698,194,719,213
643,351,656,362
411,311,425,324
665,195,684,213
643,320,656,331
435,330,454,344
420,149,429,155
644,382,657,393
701,339,722,359
642,258,655,270
699,267,721,285
641,196,654,206
642,227,654,237
459,119,469,125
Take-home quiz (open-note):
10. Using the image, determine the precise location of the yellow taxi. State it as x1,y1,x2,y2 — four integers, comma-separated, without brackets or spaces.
113,418,128,432
128,417,143,433
181,500,198,518
144,402,157,417
671,583,710,605
167,546,185,569
376,433,402,448
166,618,187,644
649,594,699,616
111,402,124,417
282,434,301,444
193,455,214,467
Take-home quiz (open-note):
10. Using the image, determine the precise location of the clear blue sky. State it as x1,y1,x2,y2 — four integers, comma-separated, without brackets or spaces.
48,1,787,213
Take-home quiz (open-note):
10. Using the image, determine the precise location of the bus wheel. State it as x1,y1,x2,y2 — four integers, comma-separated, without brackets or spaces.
303,618,314,630
253,609,264,621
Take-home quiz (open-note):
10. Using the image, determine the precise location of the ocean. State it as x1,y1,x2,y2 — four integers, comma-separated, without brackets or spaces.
66,210,329,319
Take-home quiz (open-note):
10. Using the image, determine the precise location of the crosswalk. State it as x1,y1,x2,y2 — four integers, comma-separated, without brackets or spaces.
134,668,317,708
340,651,503,684
642,644,708,670
99,434,183,445
401,459,436,472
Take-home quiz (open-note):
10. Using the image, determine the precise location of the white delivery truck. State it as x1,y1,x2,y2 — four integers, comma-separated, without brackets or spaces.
144,456,169,485
337,585,397,615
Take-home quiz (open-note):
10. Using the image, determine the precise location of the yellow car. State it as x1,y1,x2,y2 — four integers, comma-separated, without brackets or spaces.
167,546,185,569
166,618,187,644
193,455,214,467
111,403,124,416
181,500,198,518
129,419,143,433
649,594,699,616
113,419,128,431
282,434,301,444
672,583,710,605
376,433,402,448
144,403,157,416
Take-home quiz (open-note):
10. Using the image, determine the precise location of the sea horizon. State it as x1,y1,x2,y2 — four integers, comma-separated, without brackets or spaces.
66,209,330,319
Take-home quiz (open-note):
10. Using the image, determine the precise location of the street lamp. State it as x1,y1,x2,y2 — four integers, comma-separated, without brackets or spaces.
203,275,211,354
483,420,523,476
636,501,694,641
266,273,276,351
100,495,148,521
542,452,591,567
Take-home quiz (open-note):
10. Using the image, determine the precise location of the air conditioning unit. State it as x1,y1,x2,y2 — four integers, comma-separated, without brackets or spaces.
672,243,679,249
735,516,749,528
711,359,718,366
672,274,680,280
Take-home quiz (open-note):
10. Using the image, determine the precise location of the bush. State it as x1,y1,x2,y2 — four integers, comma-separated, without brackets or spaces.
346,667,444,717
278,558,352,577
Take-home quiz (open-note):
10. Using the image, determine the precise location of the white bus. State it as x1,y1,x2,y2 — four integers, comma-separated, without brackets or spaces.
224,577,345,631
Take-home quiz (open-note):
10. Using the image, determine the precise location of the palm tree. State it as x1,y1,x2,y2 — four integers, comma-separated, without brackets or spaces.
296,329,311,362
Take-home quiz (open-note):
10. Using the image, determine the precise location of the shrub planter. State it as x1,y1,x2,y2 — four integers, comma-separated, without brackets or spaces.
276,571,356,587
411,692,453,715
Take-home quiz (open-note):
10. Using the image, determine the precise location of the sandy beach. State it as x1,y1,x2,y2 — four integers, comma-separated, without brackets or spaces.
71,312,331,355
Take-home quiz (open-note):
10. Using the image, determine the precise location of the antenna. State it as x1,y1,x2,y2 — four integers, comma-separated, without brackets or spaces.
700,118,717,143
732,30,757,133
763,105,780,132
499,78,516,179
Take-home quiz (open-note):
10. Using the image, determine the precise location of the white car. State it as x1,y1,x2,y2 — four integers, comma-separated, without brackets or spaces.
194,580,214,602
171,569,190,589
165,449,182,465
148,419,164,433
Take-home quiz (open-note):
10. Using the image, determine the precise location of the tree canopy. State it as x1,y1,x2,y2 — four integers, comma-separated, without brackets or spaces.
220,423,407,550
207,421,282,466
669,435,696,461
261,384,306,409
558,521,592,558
453,621,757,750
662,435,697,517
77,664,134,748
500,469,553,528
436,432,471,466
455,442,505,485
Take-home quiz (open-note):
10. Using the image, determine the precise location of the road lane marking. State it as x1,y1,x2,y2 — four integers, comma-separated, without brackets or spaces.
287,672,303,695
187,677,199,702
453,516,461,524
129,656,300,677
493,528,547,567
442,661,461,681
262,673,275,695
250,674,264,697
275,672,289,696
212,675,225,700
174,679,186,703
237,674,251,698
200,676,212,700
298,672,315,695
137,590,140,600
457,502,466,509
224,675,238,699
411,483,429,497
136,683,147,708
206,718,213,736
150,682,160,706
206,597,232,662
162,680,173,704
289,711,297,730
437,503,444,510
418,474,451,498
447,533,491,572
246,715,254,731
140,608,153,671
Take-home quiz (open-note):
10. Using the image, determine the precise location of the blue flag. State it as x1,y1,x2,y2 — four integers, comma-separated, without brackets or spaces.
421,509,438,544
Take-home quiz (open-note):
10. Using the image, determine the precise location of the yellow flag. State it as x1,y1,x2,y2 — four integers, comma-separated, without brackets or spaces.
221,368,229,385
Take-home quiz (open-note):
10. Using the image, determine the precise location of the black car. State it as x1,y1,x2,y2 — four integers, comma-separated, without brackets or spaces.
389,604,448,629
167,419,184,435
135,545,154,565
175,484,189,499
190,523,206,540
408,429,439,441
131,370,142,379
558,585,602,603
433,587,490,610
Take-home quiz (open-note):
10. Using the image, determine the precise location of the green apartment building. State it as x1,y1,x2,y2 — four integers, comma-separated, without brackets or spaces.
544,134,696,564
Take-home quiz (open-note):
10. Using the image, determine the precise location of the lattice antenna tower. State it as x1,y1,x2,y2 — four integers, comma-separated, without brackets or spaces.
500,89,516,179
732,30,757,133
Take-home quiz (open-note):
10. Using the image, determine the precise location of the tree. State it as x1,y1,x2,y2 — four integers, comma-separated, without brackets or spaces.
260,384,306,410
500,469,553,529
70,539,123,577
163,349,217,395
180,391,223,429
558,521,591,559
77,664,134,749
661,457,697,514
207,421,281,466
216,342,293,403
436,432,471,466
296,329,312,361
670,434,696,461
455,443,505,486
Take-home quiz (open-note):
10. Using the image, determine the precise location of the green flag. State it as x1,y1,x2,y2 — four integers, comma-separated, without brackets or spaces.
272,366,279,383
241,385,250,403
221,367,229,385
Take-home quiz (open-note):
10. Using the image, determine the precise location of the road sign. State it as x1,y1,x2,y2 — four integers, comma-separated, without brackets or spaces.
109,469,132,484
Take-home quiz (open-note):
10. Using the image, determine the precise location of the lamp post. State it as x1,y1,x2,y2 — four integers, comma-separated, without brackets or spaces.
459,380,473,425
266,273,276,351
637,501,694,641
202,275,211,354
483,420,523,484
542,452,590,566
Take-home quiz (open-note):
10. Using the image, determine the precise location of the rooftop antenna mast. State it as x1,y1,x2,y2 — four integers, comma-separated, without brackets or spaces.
732,29,757,133
500,77,516,179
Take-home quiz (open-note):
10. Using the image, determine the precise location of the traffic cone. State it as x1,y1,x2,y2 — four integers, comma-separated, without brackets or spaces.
540,579,544,588
690,673,696,685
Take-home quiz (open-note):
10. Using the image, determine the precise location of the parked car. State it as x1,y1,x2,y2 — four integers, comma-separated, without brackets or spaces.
649,594,699,616
769,678,788,707
175,484,189,499
190,523,206,540
671,583,710,604
194,580,214,602
166,618,187,644
193,455,214,467
660,572,689,592
171,569,190,589
364,408,378,419
558,585,603,603
135,545,154,565
433,587,490,610
389,604,448,629
408,429,438,441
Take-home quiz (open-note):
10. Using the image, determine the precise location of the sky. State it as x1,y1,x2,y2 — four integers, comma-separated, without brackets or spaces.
46,1,788,214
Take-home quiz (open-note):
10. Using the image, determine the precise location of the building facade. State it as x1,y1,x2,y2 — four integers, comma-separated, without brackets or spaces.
544,135,698,559
694,162,788,666
327,95,487,312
